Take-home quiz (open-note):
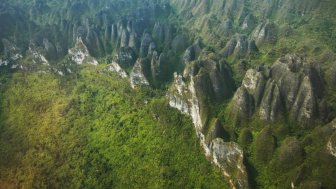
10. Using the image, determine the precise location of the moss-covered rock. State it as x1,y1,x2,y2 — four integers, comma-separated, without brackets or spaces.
171,35,187,53
114,47,136,68
254,126,276,164
252,19,277,45
238,129,253,149
279,137,304,167
222,33,258,58
183,38,204,65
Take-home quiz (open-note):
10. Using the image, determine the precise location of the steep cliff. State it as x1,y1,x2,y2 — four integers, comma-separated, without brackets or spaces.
1,0,336,188
68,37,98,65
230,54,324,127
167,54,248,188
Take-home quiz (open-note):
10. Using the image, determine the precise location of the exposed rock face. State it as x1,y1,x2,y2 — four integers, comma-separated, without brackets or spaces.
167,55,247,188
328,132,336,158
1,38,22,62
230,54,324,127
147,42,156,58
105,61,127,78
223,33,258,58
111,24,118,42
151,52,170,84
43,38,57,60
84,27,103,57
68,37,98,65
327,64,336,85
183,57,235,101
120,29,130,48
153,22,174,45
242,13,255,30
219,20,234,34
171,35,187,53
139,31,154,57
259,80,283,121
229,87,255,125
10,63,65,76
56,42,67,59
252,19,277,45
128,33,140,52
29,50,49,65
0,58,9,66
208,139,249,188
206,119,227,142
183,39,204,65
130,58,151,88
114,47,136,68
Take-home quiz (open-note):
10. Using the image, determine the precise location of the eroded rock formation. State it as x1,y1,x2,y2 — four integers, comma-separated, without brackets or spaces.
167,54,248,188
230,54,324,127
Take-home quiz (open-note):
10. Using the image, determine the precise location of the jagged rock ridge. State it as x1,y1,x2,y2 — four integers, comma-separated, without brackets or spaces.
230,54,324,127
167,55,248,188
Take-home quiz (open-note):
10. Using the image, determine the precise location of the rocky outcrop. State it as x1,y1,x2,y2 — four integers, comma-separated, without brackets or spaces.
84,27,103,57
2,38,22,61
171,35,187,53
207,139,249,188
153,22,174,45
252,19,277,45
168,55,235,127
0,38,22,66
114,47,136,68
9,62,66,76
205,119,227,142
183,39,204,65
242,13,256,30
229,87,255,125
42,38,57,60
222,34,258,58
29,50,49,65
183,57,235,101
219,20,234,34
167,55,247,188
68,37,98,65
120,29,130,48
327,64,336,85
150,52,171,84
128,33,140,52
230,54,324,127
139,31,154,58
328,125,336,158
130,58,151,88
71,18,103,57
105,61,127,78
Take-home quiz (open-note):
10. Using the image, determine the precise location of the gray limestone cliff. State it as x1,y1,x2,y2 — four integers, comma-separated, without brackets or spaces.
222,34,258,58
0,38,23,66
252,19,277,45
167,55,248,188
68,37,98,65
230,54,324,127
130,58,151,88
114,47,136,68
183,39,204,65
105,61,127,78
